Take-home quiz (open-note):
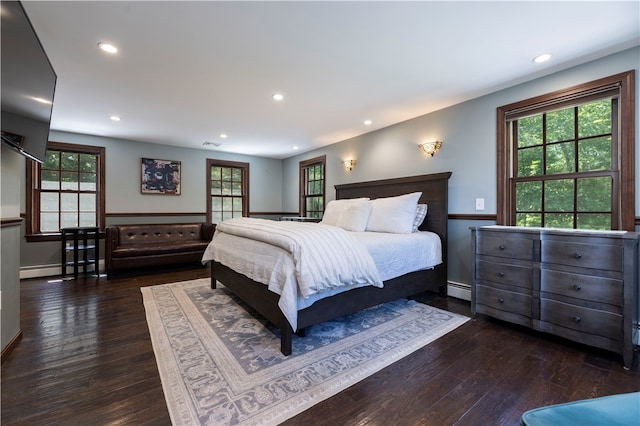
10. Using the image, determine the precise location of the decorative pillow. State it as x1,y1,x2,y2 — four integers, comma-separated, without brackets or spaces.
336,202,373,232
412,204,428,232
320,198,369,226
366,192,422,234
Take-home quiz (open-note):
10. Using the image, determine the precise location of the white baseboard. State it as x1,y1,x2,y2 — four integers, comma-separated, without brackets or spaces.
447,280,471,301
19,264,59,279
20,261,104,280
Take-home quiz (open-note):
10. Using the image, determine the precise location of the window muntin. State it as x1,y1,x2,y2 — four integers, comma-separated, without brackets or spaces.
513,99,614,230
27,141,105,239
299,156,325,218
497,71,634,231
207,159,248,223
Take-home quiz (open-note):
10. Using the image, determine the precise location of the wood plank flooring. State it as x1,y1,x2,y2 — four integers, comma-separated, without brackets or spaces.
2,266,638,425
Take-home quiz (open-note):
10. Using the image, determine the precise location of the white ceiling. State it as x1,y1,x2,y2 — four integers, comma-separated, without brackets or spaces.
21,1,640,159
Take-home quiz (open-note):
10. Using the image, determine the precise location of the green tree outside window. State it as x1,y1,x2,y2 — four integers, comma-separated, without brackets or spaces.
514,99,613,230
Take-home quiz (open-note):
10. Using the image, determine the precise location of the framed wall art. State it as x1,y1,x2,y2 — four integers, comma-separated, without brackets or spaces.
141,158,181,195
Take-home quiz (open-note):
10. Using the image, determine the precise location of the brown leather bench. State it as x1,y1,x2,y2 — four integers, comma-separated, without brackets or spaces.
105,222,215,278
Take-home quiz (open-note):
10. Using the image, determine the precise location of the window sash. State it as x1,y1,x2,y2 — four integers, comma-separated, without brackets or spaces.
299,156,326,218
509,99,617,230
27,141,105,239
207,159,249,223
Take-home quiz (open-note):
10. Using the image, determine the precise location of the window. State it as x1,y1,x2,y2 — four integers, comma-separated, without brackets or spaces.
497,71,635,231
299,156,326,218
207,159,249,223
26,141,105,240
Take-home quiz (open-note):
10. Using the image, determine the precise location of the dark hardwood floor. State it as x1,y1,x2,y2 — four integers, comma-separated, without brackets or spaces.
2,266,638,425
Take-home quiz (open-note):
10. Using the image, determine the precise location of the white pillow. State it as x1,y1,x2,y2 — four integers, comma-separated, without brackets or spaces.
320,198,369,226
366,192,422,234
336,202,373,232
412,204,428,232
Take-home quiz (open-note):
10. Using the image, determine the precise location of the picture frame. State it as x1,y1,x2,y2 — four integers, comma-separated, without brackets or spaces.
141,158,181,195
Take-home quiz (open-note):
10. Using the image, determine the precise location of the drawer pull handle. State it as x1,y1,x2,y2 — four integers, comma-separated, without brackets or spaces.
573,285,582,291
573,252,582,259
498,272,504,277
498,245,505,250
498,298,504,304
573,316,581,323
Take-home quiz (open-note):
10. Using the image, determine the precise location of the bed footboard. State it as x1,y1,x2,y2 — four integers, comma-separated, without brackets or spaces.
211,261,443,355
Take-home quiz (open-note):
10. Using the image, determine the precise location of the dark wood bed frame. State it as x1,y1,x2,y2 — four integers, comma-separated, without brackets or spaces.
210,172,452,355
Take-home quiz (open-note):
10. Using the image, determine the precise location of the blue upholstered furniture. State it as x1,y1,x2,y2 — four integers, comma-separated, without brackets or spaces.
521,392,640,426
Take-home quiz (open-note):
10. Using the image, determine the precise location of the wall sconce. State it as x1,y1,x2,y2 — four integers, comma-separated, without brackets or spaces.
342,159,356,171
419,140,442,157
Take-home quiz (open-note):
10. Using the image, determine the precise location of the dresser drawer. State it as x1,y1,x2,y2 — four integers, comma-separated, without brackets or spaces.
477,234,535,260
540,299,621,340
477,260,533,289
541,240,622,271
476,285,531,318
541,269,622,306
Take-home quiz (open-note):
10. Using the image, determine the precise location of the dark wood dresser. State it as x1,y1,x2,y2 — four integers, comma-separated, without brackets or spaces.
471,226,638,369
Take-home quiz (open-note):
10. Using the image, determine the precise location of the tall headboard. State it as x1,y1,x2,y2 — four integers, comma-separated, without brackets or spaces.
334,171,452,248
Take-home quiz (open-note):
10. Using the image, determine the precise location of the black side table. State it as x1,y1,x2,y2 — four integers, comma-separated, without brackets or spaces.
61,227,100,279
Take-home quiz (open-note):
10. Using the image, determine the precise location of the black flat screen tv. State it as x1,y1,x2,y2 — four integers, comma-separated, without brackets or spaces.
1,0,56,163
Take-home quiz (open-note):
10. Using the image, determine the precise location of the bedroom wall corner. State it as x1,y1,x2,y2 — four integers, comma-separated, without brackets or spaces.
1,146,23,355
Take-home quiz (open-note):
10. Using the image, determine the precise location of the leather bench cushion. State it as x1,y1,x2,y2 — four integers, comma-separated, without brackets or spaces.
117,224,205,245
110,240,209,258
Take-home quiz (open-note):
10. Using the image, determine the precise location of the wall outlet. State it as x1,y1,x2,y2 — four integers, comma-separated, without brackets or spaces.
475,198,485,211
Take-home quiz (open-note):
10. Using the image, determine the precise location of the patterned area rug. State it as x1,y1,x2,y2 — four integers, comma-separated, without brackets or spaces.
141,278,469,425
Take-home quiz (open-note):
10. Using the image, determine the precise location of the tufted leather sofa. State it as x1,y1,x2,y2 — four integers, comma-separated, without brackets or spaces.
105,222,215,278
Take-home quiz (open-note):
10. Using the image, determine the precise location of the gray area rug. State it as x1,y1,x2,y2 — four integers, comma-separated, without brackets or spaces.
142,278,469,425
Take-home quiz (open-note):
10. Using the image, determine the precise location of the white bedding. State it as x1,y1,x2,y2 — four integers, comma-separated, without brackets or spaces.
202,219,442,331
350,231,442,281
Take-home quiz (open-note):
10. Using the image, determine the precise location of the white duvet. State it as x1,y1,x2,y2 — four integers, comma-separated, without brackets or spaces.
202,218,441,331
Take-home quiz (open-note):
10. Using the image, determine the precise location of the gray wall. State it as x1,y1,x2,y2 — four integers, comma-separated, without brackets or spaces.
282,46,640,286
1,222,21,350
19,131,284,269
1,147,23,351
1,145,21,218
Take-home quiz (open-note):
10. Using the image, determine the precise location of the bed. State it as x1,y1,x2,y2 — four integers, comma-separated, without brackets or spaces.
205,172,451,355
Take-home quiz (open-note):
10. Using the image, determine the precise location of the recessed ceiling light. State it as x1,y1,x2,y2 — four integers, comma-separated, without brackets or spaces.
110,115,121,121
98,42,118,54
220,133,228,139
272,93,284,101
533,53,551,63
293,146,299,150
364,119,372,126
